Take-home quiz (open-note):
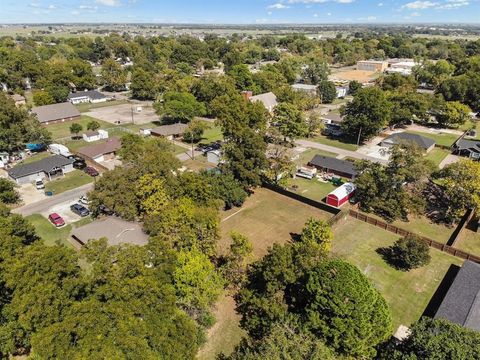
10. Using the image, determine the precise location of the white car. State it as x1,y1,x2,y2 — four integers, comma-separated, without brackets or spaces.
35,178,45,190
79,195,90,205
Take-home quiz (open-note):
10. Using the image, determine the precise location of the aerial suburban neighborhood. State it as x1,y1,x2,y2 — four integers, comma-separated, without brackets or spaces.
0,3,480,359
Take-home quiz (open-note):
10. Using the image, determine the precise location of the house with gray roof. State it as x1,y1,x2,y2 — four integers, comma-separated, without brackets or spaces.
434,260,480,331
381,132,435,152
32,102,81,125
70,217,148,247
67,90,108,105
8,155,74,185
308,155,358,179
452,138,480,160
150,123,188,140
248,92,278,113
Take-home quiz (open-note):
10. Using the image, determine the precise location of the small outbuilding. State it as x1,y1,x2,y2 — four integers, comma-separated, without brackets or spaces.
380,132,435,152
83,129,109,143
326,182,356,208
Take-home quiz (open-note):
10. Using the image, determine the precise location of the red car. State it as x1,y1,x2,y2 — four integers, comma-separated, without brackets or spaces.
84,166,99,177
48,213,65,227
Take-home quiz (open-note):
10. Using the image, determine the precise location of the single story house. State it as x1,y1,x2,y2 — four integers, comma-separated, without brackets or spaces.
434,260,480,331
83,129,109,143
77,137,121,163
71,217,148,247
322,112,344,125
150,123,188,140
67,90,108,105
326,182,356,207
452,138,480,160
10,94,26,107
245,91,278,113
380,133,435,152
308,155,358,179
32,102,81,125
292,83,317,96
8,155,74,185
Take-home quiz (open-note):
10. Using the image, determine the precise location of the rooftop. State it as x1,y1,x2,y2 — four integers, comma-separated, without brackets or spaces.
455,138,480,153
435,260,480,331
32,102,81,123
68,90,107,101
382,132,435,150
249,92,278,110
77,137,121,159
8,155,74,179
308,155,358,177
70,217,148,247
150,123,188,137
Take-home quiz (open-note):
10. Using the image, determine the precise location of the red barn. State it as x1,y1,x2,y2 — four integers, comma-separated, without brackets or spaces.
326,183,356,207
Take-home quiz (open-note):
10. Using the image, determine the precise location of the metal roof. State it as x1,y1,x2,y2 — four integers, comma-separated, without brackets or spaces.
327,182,356,200
435,260,480,331
382,132,435,150
8,155,74,179
308,155,358,177
68,90,106,101
32,102,81,123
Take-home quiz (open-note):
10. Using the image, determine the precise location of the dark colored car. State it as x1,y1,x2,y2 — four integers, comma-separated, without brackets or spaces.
73,158,86,170
48,213,65,227
70,203,90,217
84,166,99,177
98,204,114,216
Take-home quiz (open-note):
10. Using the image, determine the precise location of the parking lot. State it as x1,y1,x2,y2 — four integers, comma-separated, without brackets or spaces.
40,199,88,225
84,102,159,125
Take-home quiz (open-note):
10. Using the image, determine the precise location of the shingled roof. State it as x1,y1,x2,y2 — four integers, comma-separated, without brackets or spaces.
77,137,121,159
308,155,358,177
382,132,435,150
32,102,81,123
435,260,480,331
150,123,188,137
8,155,74,179
68,90,107,101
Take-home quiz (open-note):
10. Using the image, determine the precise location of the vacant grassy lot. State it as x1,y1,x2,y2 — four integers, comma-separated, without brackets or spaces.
332,218,462,330
288,177,337,203
45,170,93,195
75,100,129,113
220,187,334,258
309,134,358,151
425,148,450,168
406,130,459,147
26,214,92,248
295,147,337,166
46,115,112,140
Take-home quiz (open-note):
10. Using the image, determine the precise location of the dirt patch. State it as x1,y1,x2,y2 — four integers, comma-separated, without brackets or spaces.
330,69,379,83
85,103,159,126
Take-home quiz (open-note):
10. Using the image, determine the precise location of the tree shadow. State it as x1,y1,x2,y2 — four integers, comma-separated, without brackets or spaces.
376,246,407,271
289,232,302,243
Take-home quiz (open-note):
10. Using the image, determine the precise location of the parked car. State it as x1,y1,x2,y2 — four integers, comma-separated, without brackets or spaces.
70,203,90,217
35,178,45,190
98,204,114,216
48,213,65,227
84,166,99,177
73,158,86,170
79,195,90,205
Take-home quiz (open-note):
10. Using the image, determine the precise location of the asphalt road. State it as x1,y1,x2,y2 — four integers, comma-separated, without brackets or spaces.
13,183,94,217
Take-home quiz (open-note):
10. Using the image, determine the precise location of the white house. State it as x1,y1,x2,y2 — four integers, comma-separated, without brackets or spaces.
67,90,108,105
83,129,109,143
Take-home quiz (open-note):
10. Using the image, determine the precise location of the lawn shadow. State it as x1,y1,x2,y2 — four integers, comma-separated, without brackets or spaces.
422,263,460,318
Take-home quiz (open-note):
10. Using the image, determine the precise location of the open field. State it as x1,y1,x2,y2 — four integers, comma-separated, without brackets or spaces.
332,218,462,330
288,177,337,203
425,148,450,168
406,130,459,147
219,187,334,258
45,170,93,195
75,99,130,113
330,69,380,83
26,214,92,248
308,134,358,151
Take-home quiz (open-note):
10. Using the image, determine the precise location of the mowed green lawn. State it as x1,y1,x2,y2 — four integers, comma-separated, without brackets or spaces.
332,218,462,330
406,130,459,147
288,177,337,203
219,187,334,258
26,214,92,248
453,226,480,256
45,170,93,194
309,134,358,151
46,115,112,140
425,148,450,168
295,147,337,166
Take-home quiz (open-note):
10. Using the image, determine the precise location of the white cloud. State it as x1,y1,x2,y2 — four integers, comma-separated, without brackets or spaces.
95,0,121,6
313,13,318,17
411,11,421,15
436,0,469,9
327,12,332,15
358,15,377,20
268,3,290,9
378,2,384,6
48,4,56,9
287,0,354,3
402,1,437,9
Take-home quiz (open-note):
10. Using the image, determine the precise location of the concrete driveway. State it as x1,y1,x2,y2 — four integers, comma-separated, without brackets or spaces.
18,183,47,205
41,200,86,224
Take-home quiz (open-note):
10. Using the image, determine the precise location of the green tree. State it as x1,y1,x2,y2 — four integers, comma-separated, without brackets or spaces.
300,218,333,253
221,231,253,287
305,113,323,138
304,260,392,358
228,64,256,91
183,119,208,143
157,91,206,123
317,81,337,104
348,80,362,95
33,90,55,106
274,103,308,141
130,67,157,100
0,178,19,204
437,101,471,128
342,87,392,142
101,58,127,91
302,59,330,85
265,144,295,187
69,123,83,139
86,120,100,131
135,173,170,216
386,234,431,270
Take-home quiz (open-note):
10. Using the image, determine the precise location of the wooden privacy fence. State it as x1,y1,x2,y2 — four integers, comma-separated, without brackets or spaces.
349,210,480,264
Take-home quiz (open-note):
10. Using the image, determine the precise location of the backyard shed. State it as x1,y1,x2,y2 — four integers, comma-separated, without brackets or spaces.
326,182,356,207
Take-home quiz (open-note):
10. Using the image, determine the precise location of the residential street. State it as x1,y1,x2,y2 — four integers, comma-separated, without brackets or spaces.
295,139,388,164
12,183,94,217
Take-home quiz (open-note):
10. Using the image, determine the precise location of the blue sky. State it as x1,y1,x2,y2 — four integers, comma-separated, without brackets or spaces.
1,0,479,24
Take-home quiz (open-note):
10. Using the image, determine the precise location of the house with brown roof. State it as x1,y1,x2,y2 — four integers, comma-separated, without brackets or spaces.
32,102,81,125
150,123,188,140
77,137,121,163
10,94,26,107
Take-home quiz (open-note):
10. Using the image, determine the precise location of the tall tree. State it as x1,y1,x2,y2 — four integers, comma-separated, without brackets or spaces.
101,58,127,91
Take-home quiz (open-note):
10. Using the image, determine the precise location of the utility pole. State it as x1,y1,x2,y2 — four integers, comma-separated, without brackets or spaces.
131,106,134,124
356,126,362,146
